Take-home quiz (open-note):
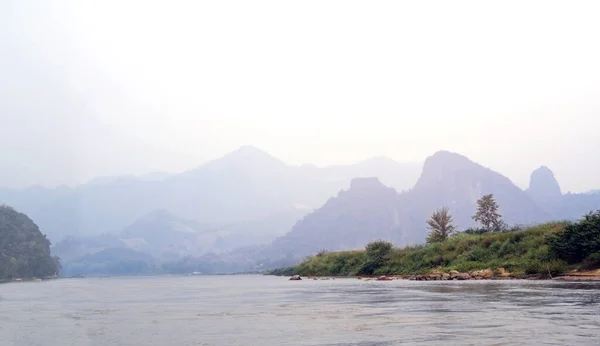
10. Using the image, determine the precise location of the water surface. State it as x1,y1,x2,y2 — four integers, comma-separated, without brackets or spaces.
1,276,599,345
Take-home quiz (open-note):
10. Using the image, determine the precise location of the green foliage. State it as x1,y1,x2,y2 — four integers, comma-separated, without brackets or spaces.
296,251,365,276
426,207,456,243
265,266,298,276
472,194,504,231
0,205,60,279
288,222,570,277
581,253,600,270
360,240,394,275
549,211,600,264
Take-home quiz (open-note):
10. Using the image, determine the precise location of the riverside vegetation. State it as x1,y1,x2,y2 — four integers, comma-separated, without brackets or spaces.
270,195,600,279
0,205,60,281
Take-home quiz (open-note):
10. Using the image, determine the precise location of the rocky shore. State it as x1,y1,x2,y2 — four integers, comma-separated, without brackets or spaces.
552,269,600,281
288,268,600,282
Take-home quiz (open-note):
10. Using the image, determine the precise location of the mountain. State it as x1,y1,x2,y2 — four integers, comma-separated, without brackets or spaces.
0,146,418,243
527,166,562,203
270,177,402,258
267,151,553,261
299,156,421,193
0,205,59,279
402,151,549,234
42,149,600,275
60,247,157,277
52,207,308,272
525,166,600,220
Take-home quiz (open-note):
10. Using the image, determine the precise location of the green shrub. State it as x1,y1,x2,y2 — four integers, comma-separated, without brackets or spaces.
359,240,393,275
581,253,600,270
285,221,573,277
550,211,600,263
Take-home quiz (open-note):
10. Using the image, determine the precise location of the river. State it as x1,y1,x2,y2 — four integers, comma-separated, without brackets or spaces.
1,276,599,345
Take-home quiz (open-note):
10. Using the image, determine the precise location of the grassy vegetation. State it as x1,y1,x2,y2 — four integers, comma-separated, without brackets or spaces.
280,222,577,278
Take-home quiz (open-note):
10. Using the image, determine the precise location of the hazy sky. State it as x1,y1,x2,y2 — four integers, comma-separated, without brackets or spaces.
2,1,600,192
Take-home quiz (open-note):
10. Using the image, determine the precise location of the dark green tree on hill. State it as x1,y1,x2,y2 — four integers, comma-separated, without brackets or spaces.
426,207,456,243
472,194,504,231
0,205,60,279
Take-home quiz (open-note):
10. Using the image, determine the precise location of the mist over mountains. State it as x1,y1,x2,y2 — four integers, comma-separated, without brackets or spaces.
2,146,599,275
0,145,421,243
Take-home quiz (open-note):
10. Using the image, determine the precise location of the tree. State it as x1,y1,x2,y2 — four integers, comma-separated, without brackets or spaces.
472,194,504,231
0,205,60,279
359,240,393,275
426,207,456,243
550,210,600,264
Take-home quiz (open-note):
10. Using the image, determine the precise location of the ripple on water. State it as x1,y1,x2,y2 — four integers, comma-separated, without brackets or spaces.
0,277,599,346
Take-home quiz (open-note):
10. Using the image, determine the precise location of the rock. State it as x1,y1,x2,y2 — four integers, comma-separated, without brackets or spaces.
289,275,302,281
377,275,393,281
467,268,495,279
455,273,471,280
449,270,460,276
497,268,512,278
441,273,450,280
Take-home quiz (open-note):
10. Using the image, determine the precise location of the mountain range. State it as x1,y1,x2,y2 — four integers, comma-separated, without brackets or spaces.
269,151,555,259
3,146,600,275
0,145,422,243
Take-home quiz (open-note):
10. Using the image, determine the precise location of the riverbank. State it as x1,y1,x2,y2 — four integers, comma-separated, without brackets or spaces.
269,221,600,280
288,269,600,282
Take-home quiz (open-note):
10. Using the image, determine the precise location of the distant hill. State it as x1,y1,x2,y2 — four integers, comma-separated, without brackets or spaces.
298,156,421,193
526,166,600,220
271,177,401,258
403,151,549,233
0,146,419,242
0,205,59,279
5,147,600,276
53,207,310,272
60,247,157,277
267,151,554,260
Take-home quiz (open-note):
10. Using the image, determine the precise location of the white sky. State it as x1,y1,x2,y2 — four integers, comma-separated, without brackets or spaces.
1,0,600,192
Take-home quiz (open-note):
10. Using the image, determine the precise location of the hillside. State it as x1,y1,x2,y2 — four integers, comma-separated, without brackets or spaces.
52,210,304,265
272,209,600,279
267,151,553,262
402,151,549,232
60,247,157,277
0,146,419,242
273,222,570,278
0,205,59,280
6,148,600,277
270,177,402,258
526,166,600,220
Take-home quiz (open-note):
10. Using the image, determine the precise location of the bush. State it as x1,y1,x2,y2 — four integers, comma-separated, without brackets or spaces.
550,211,600,263
283,222,572,277
464,227,489,235
581,253,600,270
359,240,394,275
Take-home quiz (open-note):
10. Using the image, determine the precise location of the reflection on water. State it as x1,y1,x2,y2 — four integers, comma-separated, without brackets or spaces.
1,276,599,346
